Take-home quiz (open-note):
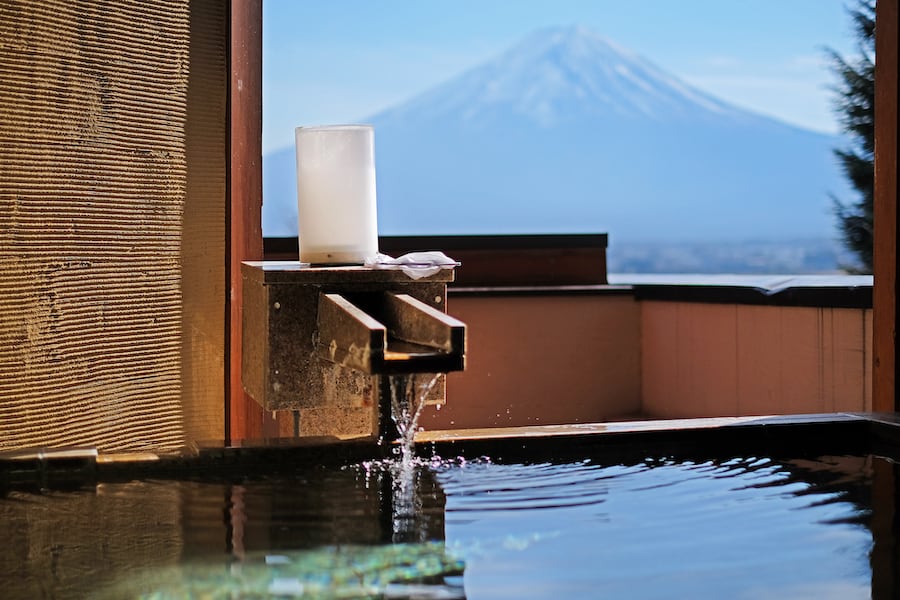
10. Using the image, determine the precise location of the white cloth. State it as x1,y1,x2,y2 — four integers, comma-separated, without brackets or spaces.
365,251,460,279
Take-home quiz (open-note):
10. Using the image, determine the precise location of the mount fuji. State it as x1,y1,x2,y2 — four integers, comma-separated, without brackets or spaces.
263,26,849,245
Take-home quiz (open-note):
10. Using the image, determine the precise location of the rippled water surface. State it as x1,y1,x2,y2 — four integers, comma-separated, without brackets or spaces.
0,454,880,599
433,457,873,599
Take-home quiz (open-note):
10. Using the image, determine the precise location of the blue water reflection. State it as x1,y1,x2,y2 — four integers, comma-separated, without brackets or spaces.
434,457,871,599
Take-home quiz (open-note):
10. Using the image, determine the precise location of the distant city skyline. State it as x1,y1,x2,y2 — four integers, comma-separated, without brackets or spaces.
263,0,859,154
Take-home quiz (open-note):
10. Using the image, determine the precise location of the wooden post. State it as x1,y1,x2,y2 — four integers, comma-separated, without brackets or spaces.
875,0,900,411
228,0,265,442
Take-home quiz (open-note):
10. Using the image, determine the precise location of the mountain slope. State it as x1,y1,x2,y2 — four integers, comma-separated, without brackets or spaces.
373,25,743,128
264,26,848,243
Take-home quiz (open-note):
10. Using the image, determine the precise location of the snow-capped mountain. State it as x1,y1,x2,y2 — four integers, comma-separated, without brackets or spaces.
375,26,742,128
264,25,849,244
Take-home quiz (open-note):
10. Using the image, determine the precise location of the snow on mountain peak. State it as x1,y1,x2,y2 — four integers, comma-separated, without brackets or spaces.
374,25,741,128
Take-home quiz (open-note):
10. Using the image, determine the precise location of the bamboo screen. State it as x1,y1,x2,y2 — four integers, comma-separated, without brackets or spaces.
0,0,227,452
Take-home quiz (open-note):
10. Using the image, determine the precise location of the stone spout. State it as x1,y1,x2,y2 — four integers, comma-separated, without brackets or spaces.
241,261,466,440
316,291,465,375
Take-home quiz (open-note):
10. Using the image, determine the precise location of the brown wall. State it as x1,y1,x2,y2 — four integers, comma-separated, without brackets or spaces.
0,0,227,452
420,293,873,431
419,292,642,429
641,301,873,418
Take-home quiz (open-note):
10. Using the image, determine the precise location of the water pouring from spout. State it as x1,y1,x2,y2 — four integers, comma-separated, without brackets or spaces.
388,372,442,466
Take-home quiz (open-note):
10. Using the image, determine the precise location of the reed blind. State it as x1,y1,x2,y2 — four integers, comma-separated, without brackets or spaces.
0,0,227,452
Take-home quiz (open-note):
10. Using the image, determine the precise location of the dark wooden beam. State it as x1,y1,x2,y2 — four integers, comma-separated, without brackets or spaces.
875,0,900,411
228,0,266,442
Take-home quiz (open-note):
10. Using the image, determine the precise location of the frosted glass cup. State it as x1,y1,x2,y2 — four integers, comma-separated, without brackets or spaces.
295,125,379,264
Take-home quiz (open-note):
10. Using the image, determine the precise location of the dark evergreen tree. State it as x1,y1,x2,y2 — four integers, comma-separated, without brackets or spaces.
829,0,875,273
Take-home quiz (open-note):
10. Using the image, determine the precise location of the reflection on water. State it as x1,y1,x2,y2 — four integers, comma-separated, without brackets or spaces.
0,481,185,598
96,543,465,599
434,456,874,599
0,453,889,599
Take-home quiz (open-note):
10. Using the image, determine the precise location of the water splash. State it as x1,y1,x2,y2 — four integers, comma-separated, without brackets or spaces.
362,374,480,544
389,372,441,467
363,373,437,543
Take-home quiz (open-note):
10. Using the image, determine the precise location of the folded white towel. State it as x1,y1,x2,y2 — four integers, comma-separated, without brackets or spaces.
365,251,460,279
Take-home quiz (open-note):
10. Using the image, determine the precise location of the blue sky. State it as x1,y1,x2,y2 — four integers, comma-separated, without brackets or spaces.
263,0,859,154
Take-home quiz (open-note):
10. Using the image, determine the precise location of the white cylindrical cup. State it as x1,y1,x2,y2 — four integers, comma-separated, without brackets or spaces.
295,125,379,264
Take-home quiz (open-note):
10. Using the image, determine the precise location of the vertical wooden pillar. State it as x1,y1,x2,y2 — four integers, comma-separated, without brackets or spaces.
875,0,900,411
228,0,265,442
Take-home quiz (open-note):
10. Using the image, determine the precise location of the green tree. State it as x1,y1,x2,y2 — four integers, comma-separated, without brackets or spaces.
829,0,875,273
